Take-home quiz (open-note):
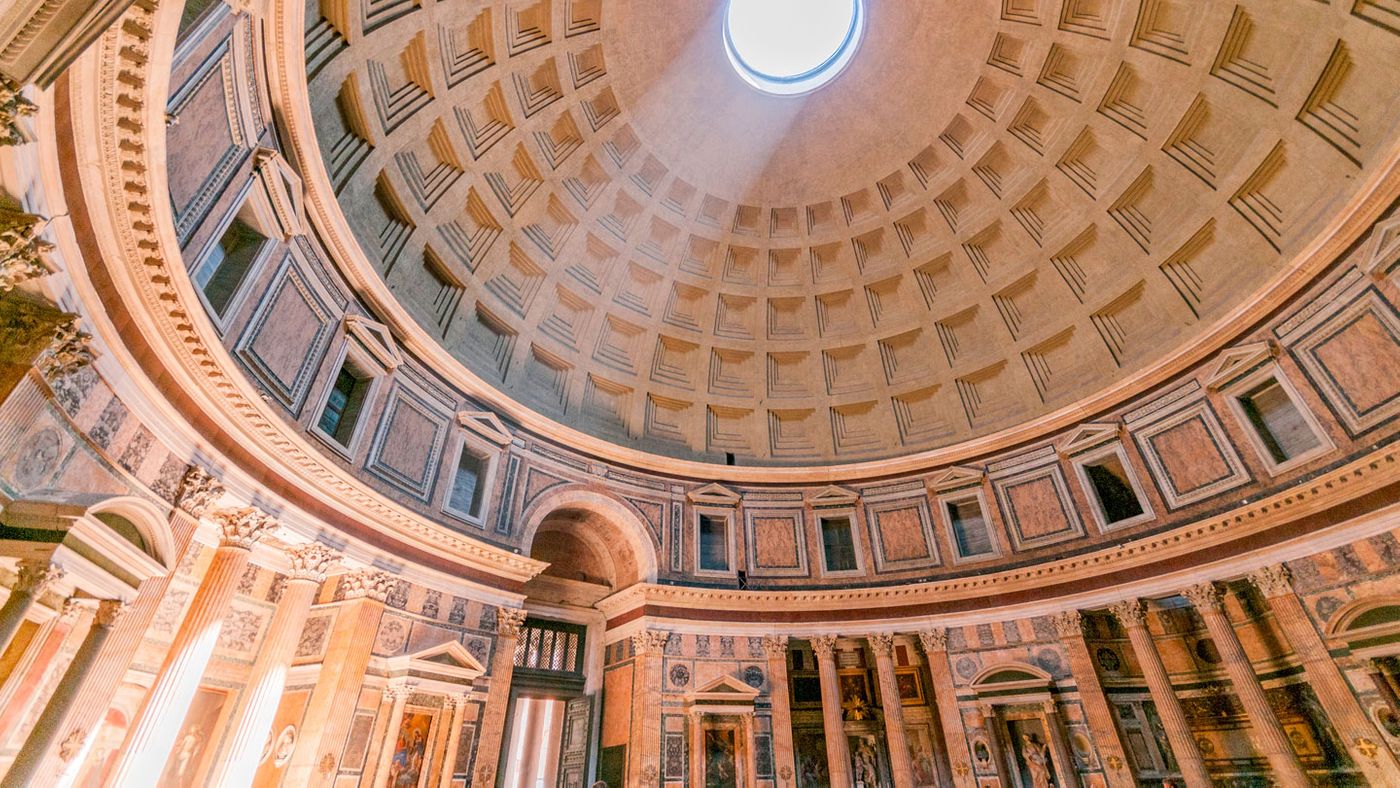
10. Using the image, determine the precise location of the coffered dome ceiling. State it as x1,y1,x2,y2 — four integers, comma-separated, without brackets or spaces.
303,0,1400,465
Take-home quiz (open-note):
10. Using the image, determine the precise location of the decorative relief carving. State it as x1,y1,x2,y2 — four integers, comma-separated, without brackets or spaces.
867,632,895,657
630,628,670,656
1050,610,1083,639
340,569,392,601
761,634,789,658
94,598,126,628
14,560,63,596
495,605,528,638
1180,581,1224,612
810,634,839,660
917,629,948,653
38,316,95,379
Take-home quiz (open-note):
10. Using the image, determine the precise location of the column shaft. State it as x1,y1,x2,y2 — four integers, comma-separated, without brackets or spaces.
870,635,914,788
1,600,121,788
370,685,412,787
625,630,668,787
438,697,467,788
812,636,852,786
0,600,78,749
109,541,256,786
1052,611,1135,787
206,574,323,788
1250,566,1400,782
282,572,390,787
1110,600,1212,787
918,631,975,788
1185,583,1308,787
763,636,797,784
471,608,525,786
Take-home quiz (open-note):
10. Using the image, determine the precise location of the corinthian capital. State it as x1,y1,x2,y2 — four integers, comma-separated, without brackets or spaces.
341,569,392,601
285,543,339,582
810,635,839,661
0,207,53,291
496,606,528,638
1247,564,1293,599
761,634,789,658
1181,582,1224,612
1107,599,1146,629
0,76,37,146
94,599,127,628
631,629,670,656
209,506,276,549
1050,610,1083,639
175,465,224,517
917,629,948,654
867,633,896,658
39,315,95,378
14,560,63,596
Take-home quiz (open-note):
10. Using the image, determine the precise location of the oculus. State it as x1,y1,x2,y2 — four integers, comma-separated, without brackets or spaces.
723,0,863,96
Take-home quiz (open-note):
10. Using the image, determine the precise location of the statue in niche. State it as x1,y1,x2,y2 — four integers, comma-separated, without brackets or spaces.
1020,733,1052,788
851,739,883,788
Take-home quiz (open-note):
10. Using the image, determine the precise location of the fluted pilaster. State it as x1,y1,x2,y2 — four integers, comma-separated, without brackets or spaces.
471,606,528,787
917,629,974,788
869,633,914,788
811,635,853,786
1050,610,1135,786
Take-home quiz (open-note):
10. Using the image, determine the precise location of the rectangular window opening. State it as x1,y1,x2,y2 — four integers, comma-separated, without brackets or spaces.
820,516,858,572
1237,379,1322,465
1083,454,1145,525
195,218,265,317
449,446,488,519
698,514,730,572
317,362,371,446
946,498,993,558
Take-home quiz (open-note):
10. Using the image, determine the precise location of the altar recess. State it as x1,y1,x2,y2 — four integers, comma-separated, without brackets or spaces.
970,663,1078,788
686,674,761,787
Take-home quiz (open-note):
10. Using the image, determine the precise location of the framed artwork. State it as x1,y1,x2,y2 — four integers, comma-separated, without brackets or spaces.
838,671,873,720
793,728,830,788
905,724,940,787
387,707,438,787
704,727,739,788
157,686,230,787
895,668,924,705
791,674,822,707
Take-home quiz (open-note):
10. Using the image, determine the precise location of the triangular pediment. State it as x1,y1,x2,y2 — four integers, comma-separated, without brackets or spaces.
688,673,760,703
253,147,306,239
687,483,740,506
808,485,859,507
1057,422,1120,456
407,640,485,678
344,315,403,371
930,465,984,492
458,410,513,446
1205,341,1275,391
1361,214,1400,278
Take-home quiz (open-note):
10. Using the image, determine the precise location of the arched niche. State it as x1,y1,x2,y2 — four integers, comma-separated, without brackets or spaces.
518,487,659,605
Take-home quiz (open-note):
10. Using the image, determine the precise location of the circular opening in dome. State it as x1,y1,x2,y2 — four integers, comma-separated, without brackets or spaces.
724,0,864,96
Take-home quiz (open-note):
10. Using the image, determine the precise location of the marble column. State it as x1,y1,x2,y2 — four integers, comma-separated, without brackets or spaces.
1051,610,1135,786
471,606,527,787
1248,565,1400,781
437,693,469,788
282,568,392,787
868,633,914,788
209,543,338,788
811,635,853,786
370,681,415,787
627,629,669,787
1,599,124,788
0,560,64,656
0,596,81,747
1182,582,1308,787
688,709,705,787
1039,699,1080,788
109,506,275,787
1108,599,1212,786
917,629,975,787
762,635,797,784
